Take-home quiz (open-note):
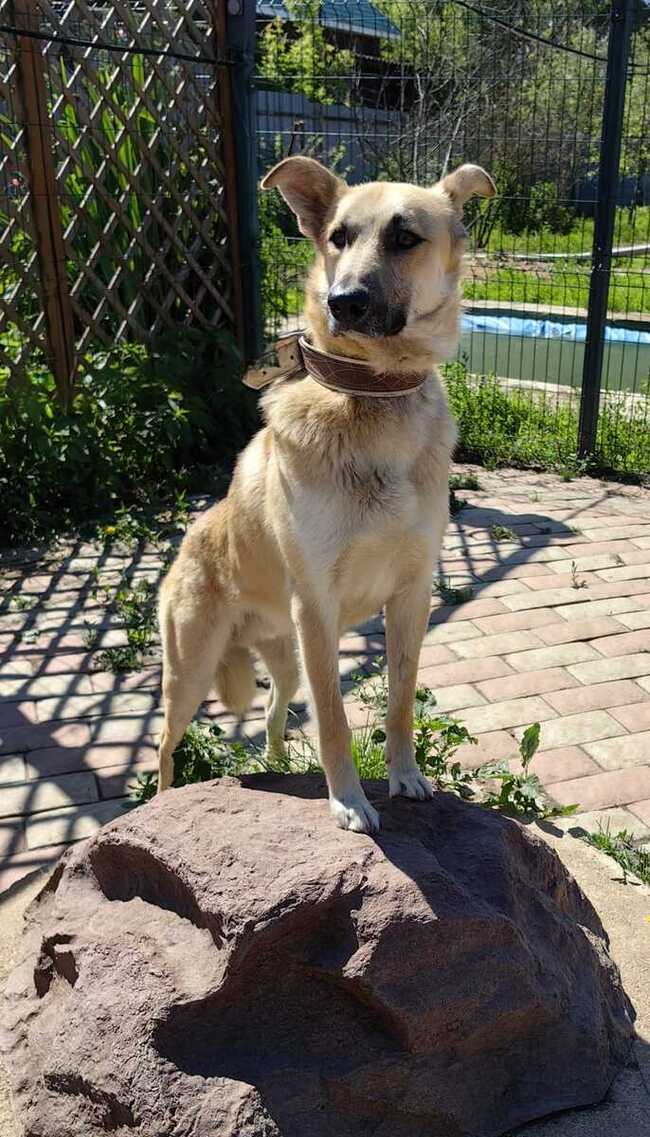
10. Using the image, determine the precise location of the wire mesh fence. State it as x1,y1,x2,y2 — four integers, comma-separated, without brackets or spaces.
0,0,240,404
254,0,650,474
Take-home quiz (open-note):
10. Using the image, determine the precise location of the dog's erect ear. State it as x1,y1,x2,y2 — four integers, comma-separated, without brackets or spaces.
436,164,496,214
261,157,345,240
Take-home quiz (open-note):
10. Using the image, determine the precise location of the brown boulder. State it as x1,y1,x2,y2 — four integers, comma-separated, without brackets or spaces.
1,775,634,1137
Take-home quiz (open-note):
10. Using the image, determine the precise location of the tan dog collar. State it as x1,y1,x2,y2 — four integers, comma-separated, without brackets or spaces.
244,332,428,398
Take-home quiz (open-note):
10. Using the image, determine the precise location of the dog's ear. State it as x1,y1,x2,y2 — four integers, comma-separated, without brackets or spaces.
261,157,345,240
436,164,496,214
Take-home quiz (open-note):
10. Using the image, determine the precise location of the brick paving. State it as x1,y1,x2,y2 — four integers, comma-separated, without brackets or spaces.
1,465,649,893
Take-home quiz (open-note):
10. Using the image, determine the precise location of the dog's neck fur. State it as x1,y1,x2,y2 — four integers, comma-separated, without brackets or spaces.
303,256,463,376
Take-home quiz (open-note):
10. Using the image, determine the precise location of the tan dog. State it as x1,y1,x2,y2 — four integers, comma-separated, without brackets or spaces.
157,158,495,833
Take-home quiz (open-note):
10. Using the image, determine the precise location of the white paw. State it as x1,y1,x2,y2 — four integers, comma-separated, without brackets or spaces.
389,765,434,801
330,792,380,834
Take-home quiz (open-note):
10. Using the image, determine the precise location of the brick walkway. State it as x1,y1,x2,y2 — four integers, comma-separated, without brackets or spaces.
1,465,649,893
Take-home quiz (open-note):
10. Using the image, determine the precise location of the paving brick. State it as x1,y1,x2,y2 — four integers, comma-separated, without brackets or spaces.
0,754,25,784
515,711,624,750
339,634,385,656
452,630,545,660
0,846,63,895
535,617,625,646
0,673,94,702
454,730,518,769
472,609,556,635
523,570,603,591
0,771,98,818
24,651,92,676
504,579,650,613
0,700,38,728
628,799,650,827
473,580,531,599
632,535,650,549
423,623,482,646
568,653,650,685
546,767,650,811
421,683,486,712
467,561,551,580
637,676,650,694
0,719,91,757
616,610,650,630
460,696,555,735
546,553,622,574
35,690,158,723
416,657,512,689
89,668,161,694
415,644,458,668
554,596,648,622
584,732,650,770
25,798,126,850
509,746,600,782
476,668,578,702
96,757,158,800
579,524,650,542
0,818,25,857
24,739,158,779
608,701,650,731
428,598,507,623
0,659,33,680
545,680,647,716
87,714,163,746
505,642,599,673
589,629,650,657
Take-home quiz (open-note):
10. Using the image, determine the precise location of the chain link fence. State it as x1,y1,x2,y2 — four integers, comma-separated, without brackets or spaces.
253,0,650,475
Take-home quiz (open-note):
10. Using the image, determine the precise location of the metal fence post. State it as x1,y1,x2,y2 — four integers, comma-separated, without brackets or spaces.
577,0,636,457
13,0,76,406
223,0,263,362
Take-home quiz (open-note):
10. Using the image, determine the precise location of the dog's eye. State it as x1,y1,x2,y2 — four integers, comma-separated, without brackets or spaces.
394,229,422,250
330,227,347,250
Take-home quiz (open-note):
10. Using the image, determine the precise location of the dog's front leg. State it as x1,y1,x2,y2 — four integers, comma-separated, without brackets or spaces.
385,574,435,801
293,596,380,834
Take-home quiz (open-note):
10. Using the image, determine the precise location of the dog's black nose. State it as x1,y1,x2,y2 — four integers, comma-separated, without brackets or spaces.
328,287,370,327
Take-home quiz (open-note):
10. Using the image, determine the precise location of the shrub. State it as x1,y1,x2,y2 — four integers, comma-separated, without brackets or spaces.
0,328,257,545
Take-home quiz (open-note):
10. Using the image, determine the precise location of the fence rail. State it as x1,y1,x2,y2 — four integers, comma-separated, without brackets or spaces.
0,0,241,401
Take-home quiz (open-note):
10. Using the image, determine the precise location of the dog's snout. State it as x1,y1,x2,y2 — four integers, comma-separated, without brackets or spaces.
327,287,370,327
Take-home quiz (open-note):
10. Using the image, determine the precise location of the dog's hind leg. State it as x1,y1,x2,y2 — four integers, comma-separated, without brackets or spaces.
157,580,232,792
256,635,300,762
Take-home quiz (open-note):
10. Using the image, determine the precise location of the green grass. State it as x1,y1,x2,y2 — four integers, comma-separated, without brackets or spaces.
482,206,650,259
443,361,650,476
586,828,650,886
464,261,649,314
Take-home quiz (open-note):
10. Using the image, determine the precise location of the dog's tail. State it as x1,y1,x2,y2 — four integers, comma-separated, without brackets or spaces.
215,645,257,714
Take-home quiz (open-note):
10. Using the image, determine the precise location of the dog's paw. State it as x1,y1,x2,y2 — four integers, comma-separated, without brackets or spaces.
330,792,380,834
389,765,434,801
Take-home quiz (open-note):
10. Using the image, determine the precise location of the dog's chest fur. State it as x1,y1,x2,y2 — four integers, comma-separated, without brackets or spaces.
260,375,456,606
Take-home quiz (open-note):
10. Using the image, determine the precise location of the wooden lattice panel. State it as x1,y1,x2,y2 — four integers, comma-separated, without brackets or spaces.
1,0,236,396
0,4,50,387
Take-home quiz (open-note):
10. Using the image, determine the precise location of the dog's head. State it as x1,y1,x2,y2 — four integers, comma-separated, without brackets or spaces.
261,158,495,367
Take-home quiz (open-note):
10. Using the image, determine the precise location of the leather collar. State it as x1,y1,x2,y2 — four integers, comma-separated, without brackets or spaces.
244,332,428,398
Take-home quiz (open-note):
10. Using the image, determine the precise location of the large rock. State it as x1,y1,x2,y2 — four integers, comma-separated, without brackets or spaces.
1,776,634,1137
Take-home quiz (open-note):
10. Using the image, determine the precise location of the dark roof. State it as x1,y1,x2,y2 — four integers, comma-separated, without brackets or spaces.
257,0,400,40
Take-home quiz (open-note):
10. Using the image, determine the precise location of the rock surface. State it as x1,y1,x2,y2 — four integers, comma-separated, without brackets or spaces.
1,775,635,1137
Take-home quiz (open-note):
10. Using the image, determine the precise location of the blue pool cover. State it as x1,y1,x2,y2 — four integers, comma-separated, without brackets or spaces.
462,313,650,345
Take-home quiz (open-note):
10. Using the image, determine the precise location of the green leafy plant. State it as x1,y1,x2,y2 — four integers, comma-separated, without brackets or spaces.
489,523,519,543
449,473,481,491
411,687,476,796
435,577,474,605
130,721,251,804
570,560,588,589
449,487,467,516
585,827,650,886
94,578,158,673
479,724,577,819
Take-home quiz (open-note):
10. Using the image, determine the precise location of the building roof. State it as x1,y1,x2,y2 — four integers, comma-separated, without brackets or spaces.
257,0,400,40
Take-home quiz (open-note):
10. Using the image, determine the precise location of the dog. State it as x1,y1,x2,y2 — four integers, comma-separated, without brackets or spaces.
157,157,495,833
